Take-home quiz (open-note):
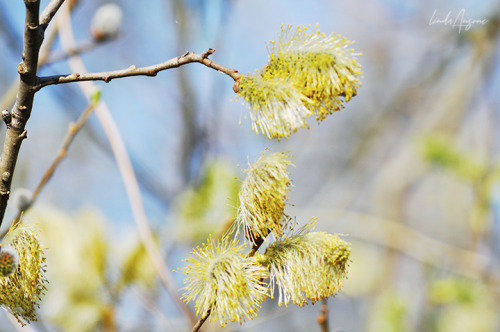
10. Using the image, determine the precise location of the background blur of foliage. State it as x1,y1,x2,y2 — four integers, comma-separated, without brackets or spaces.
1,0,500,331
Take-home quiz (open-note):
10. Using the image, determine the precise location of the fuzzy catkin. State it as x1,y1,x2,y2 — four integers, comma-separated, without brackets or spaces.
236,24,362,139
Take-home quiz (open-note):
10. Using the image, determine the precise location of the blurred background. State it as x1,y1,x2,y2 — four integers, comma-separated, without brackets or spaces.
1,0,500,331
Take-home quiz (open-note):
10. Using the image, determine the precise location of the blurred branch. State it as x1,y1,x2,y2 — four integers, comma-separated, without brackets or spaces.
312,207,500,283
95,99,198,323
134,289,177,332
55,2,197,326
171,0,200,187
18,101,96,218
43,39,110,64
317,299,329,332
34,48,243,90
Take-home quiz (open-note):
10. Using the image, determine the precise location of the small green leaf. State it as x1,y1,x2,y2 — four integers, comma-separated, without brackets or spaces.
90,88,101,106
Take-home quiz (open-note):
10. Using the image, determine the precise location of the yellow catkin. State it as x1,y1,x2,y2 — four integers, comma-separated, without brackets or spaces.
179,236,268,326
258,223,351,306
234,152,293,244
236,25,362,139
0,224,48,326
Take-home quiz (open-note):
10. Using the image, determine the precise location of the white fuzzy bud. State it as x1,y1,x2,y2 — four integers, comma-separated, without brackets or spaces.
90,3,123,41
11,187,33,212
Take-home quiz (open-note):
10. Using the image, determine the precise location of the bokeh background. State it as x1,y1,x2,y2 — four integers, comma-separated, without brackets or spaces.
1,0,500,331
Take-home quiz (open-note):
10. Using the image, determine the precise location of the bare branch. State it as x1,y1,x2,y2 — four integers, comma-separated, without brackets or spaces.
39,0,66,30
0,0,43,230
34,48,243,90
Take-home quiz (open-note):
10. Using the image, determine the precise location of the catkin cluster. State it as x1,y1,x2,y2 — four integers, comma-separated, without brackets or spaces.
236,24,362,139
180,152,351,326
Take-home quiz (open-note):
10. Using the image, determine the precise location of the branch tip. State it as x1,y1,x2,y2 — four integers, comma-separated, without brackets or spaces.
202,48,215,58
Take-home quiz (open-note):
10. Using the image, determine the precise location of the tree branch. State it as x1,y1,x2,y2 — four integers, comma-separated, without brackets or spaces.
317,299,329,332
34,48,243,90
39,0,66,31
0,0,43,229
191,310,211,332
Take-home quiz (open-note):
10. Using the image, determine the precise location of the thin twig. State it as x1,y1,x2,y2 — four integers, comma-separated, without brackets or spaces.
56,2,197,326
191,309,211,332
317,299,329,332
34,48,243,90
16,102,96,219
44,39,111,64
39,0,67,30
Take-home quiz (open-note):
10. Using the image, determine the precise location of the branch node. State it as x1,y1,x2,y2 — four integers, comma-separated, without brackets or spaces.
1,172,10,183
181,51,190,58
17,62,28,75
27,23,38,30
232,80,240,93
1,110,12,127
18,130,28,140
